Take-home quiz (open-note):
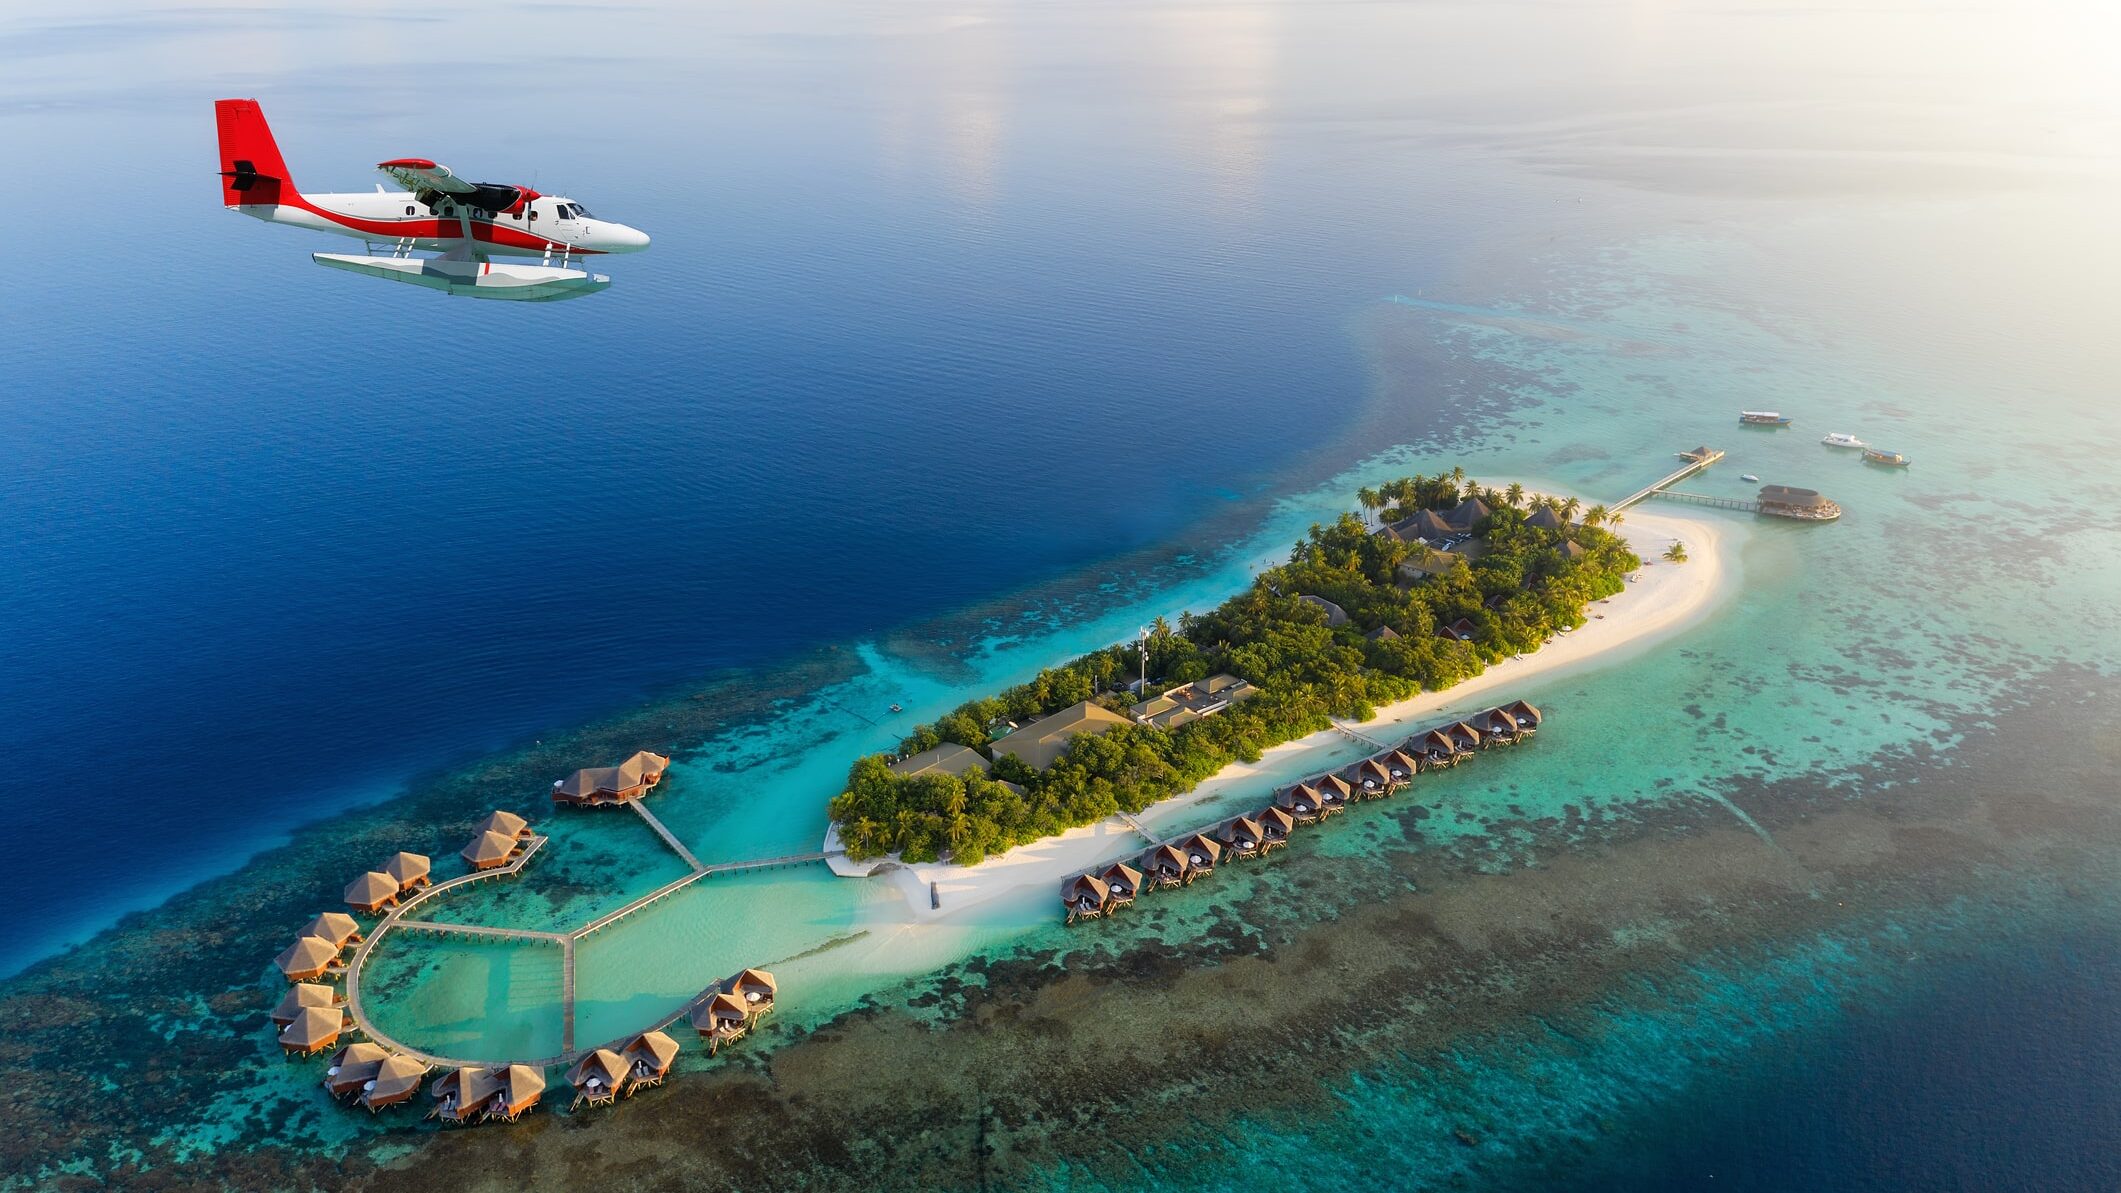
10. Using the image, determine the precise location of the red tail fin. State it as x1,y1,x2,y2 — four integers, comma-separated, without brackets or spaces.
215,99,293,206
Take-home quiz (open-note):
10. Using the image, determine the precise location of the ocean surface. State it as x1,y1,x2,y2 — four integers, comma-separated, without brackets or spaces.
3,0,2118,1189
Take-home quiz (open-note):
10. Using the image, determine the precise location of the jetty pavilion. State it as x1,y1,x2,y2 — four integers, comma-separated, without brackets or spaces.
552,750,670,807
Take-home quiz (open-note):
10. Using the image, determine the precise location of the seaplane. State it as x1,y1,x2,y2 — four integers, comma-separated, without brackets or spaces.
214,99,649,301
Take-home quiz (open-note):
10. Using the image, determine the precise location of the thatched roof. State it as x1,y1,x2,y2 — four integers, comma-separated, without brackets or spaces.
1526,504,1566,531
554,750,669,800
1446,496,1493,530
382,852,429,886
497,1064,545,1108
568,1048,630,1091
1257,806,1296,833
988,702,1131,771
887,743,992,779
1144,843,1189,873
279,1005,344,1050
299,912,362,947
1276,784,1321,814
436,1065,501,1108
1097,862,1143,891
1386,509,1455,542
474,810,529,839
1061,874,1110,905
1220,816,1264,844
692,991,749,1029
1179,833,1222,864
628,1030,681,1072
1504,699,1542,725
731,968,778,1006
343,871,398,908
1296,594,1349,626
275,935,342,978
461,830,518,868
324,1042,389,1095
365,1054,428,1103
273,982,340,1024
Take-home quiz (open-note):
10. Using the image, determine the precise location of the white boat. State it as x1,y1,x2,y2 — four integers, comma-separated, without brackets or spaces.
1821,431,1867,449
1741,473,1760,483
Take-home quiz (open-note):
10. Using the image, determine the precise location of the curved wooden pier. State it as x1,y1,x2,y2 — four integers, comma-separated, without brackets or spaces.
340,805,839,1071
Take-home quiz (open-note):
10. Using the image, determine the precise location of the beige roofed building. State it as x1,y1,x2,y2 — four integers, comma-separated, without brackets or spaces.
473,809,530,839
887,742,992,779
487,1064,545,1121
461,830,520,870
553,750,670,806
323,1042,391,1099
1129,673,1256,730
988,701,1131,770
568,1049,631,1107
275,935,345,982
381,852,430,891
272,981,340,1027
359,1054,429,1113
298,912,363,948
343,871,399,914
278,1005,346,1055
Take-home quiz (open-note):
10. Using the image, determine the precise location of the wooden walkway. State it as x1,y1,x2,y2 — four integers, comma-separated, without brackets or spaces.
1614,447,1726,511
1330,719,1389,750
342,803,842,1073
1651,489,1759,512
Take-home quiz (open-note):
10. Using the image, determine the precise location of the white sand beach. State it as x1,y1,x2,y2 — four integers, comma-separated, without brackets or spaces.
832,503,1736,930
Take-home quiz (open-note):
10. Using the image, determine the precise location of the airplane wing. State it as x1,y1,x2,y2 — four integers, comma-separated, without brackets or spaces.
376,157,475,195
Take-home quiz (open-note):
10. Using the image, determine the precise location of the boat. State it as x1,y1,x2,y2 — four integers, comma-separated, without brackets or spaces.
888,703,904,714
1739,411,1791,426
1862,448,1910,468
1740,473,1760,483
1821,432,1866,449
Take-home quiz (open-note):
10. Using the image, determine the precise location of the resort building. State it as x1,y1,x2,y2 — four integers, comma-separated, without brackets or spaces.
1217,815,1265,860
1526,504,1567,532
486,1064,546,1121
275,935,347,982
381,852,431,893
1097,862,1143,908
624,1030,681,1092
1062,873,1112,923
987,701,1131,771
690,991,751,1055
1128,673,1257,730
1757,484,1843,521
1366,625,1400,642
1313,774,1353,816
322,1042,390,1100
1443,721,1485,752
298,912,363,949
1296,594,1349,626
473,809,531,840
1477,700,1541,743
886,742,992,779
342,871,400,915
271,981,341,1028
552,750,670,807
1399,549,1466,584
1559,539,1587,561
729,968,778,1018
1256,806,1296,852
568,1049,631,1109
431,1066,501,1125
1446,496,1494,531
360,1055,430,1114
1411,729,1461,767
461,829,523,871
278,1005,347,1056
1274,783,1325,824
1436,616,1477,642
1381,508,1455,545
1381,749,1423,783
1141,843,1192,888
1177,833,1222,877
1342,757,1395,797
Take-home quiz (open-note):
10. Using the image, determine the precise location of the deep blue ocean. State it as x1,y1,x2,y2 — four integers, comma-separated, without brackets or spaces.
3,1,2117,1188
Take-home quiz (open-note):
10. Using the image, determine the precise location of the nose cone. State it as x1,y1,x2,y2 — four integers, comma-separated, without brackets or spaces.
600,222,650,253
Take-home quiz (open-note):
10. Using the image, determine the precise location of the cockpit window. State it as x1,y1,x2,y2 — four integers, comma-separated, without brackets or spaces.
570,205,594,219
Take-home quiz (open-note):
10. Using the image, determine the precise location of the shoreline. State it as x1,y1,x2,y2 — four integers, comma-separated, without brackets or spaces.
834,502,1737,927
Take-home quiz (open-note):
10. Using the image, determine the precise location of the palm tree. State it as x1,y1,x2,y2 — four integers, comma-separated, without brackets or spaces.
1357,486,1381,527
1505,482,1525,508
1561,496,1582,521
1449,465,1466,488
1584,504,1608,528
1663,541,1689,563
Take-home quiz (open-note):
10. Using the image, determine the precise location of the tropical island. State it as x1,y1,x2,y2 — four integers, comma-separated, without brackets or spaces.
828,473,1641,866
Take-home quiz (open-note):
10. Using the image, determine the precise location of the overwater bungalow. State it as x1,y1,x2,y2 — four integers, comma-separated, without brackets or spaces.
460,829,522,871
1141,843,1192,889
1343,757,1396,798
1313,774,1354,816
342,871,400,915
473,809,532,840
1274,783,1325,825
729,968,778,1018
430,1066,501,1125
1411,729,1461,768
278,1005,347,1056
1501,699,1541,733
274,935,347,983
381,852,431,893
322,1042,390,1099
485,1064,545,1121
1476,705,1521,741
1217,815,1266,860
1062,873,1112,923
1380,749,1422,784
1443,721,1485,752
624,1030,682,1093
1097,862,1143,908
1256,806,1296,853
690,991,751,1055
567,1048,631,1109
553,750,671,807
298,912,363,949
1177,833,1222,877
359,1054,429,1114
271,981,341,1028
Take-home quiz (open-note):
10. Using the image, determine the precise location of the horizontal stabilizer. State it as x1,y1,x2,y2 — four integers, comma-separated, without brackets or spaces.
311,253,610,302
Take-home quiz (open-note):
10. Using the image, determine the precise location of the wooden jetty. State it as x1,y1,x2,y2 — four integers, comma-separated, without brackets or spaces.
1614,446,1725,511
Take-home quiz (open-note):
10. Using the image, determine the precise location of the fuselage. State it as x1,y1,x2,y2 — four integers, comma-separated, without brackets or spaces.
240,188,650,258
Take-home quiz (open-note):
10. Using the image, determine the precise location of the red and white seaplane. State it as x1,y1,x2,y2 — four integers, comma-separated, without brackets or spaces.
214,99,649,301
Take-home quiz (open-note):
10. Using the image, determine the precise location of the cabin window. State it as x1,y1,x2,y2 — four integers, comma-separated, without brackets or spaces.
529,210,539,221
405,205,416,216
